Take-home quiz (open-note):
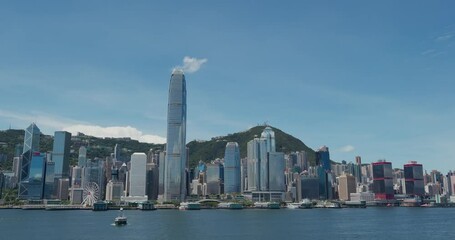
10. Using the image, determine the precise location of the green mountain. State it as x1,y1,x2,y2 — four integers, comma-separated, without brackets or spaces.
0,125,316,171
187,125,316,168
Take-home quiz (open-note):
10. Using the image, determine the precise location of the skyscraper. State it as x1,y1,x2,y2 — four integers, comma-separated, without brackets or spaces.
224,142,241,194
338,173,356,201
78,146,87,167
163,69,187,202
19,123,41,199
129,153,147,197
52,131,72,179
247,127,285,202
404,161,424,196
372,160,394,200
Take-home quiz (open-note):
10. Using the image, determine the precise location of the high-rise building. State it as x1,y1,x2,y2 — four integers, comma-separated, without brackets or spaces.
206,162,223,195
338,173,356,201
317,146,331,172
18,123,41,199
301,175,320,200
246,127,285,201
224,142,241,194
404,161,424,196
372,161,394,200
163,69,187,202
114,144,121,161
43,161,55,199
78,146,87,167
269,152,285,192
105,180,124,205
52,131,71,179
26,152,47,200
129,153,147,197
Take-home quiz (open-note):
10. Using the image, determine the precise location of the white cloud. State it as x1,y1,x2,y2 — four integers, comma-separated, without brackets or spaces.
63,125,166,144
435,33,453,42
174,56,208,73
338,145,355,153
0,109,166,144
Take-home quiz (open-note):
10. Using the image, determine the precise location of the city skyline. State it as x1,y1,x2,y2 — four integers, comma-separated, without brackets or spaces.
1,1,455,173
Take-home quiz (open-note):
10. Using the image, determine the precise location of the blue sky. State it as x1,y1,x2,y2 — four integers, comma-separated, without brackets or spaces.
1,1,454,172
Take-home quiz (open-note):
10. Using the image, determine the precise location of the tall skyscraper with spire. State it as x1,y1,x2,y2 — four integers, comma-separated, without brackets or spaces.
163,69,187,202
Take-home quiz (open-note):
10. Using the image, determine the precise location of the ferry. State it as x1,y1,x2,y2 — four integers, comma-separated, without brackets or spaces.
286,203,300,209
218,202,243,209
114,208,127,226
179,202,201,210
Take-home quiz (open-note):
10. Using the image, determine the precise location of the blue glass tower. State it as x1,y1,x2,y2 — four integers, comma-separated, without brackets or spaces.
224,142,241,194
19,123,41,199
52,131,71,179
163,69,187,202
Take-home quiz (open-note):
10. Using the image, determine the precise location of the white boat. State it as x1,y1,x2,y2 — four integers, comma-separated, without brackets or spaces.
114,208,127,226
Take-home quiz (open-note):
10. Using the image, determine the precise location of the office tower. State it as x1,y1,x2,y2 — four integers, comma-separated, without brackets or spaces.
78,146,87,167
354,156,362,184
206,162,224,195
317,146,331,171
18,123,41,199
317,166,332,200
301,175,320,200
240,158,248,192
338,173,356,201
43,161,55,199
70,166,83,204
450,175,455,196
247,127,285,202
105,180,124,205
114,144,121,161
372,160,394,200
297,151,309,171
27,152,47,200
52,131,71,179
269,152,285,191
158,151,166,198
57,178,69,200
146,163,159,200
163,69,187,202
247,138,262,191
13,157,20,179
403,161,424,196
261,126,276,152
224,142,241,194
129,153,147,197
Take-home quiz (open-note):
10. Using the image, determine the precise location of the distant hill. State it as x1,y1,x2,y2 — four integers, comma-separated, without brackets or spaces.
0,125,316,171
187,125,316,168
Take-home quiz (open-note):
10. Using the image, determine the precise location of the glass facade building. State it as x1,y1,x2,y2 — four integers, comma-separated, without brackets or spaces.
78,146,87,167
27,152,46,200
224,142,241,194
317,146,331,172
164,69,187,202
247,127,285,195
404,161,424,196
129,153,147,197
19,123,41,199
206,163,223,195
372,161,394,200
52,131,71,179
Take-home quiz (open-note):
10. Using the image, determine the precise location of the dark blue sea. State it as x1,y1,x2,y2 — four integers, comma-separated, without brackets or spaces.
1,207,454,240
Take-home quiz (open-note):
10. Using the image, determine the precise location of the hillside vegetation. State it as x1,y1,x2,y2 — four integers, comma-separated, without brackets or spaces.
0,125,316,171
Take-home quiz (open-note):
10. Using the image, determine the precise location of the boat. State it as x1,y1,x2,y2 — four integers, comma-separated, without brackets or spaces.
179,202,201,210
114,208,127,226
